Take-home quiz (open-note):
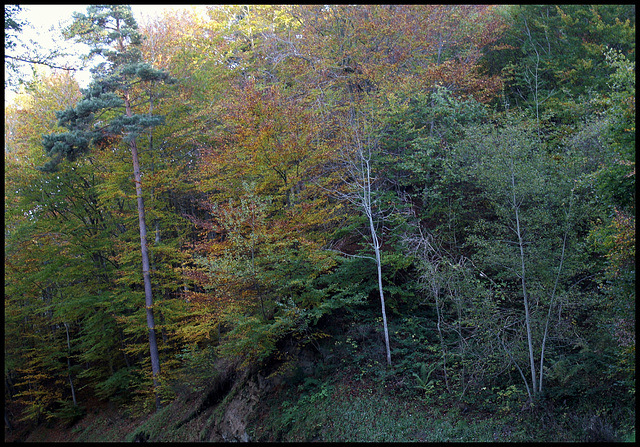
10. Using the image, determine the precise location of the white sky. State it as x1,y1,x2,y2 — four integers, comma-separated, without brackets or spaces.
5,4,209,103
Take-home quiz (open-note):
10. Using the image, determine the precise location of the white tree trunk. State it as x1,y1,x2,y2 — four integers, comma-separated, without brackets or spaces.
357,124,392,366
509,160,537,397
368,198,392,366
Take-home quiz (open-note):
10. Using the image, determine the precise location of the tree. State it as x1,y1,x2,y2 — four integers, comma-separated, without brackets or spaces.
188,75,353,368
4,4,84,90
41,4,175,410
587,48,635,394
4,5,23,50
4,4,25,88
453,115,603,401
4,71,118,422
330,109,393,367
490,5,635,127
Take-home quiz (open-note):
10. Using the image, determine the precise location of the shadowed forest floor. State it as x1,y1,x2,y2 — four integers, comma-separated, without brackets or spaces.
5,365,635,443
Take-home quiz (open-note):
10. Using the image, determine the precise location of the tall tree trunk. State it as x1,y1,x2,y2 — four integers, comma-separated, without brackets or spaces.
361,144,392,366
510,165,537,397
539,189,573,394
125,92,162,410
370,212,392,366
339,109,392,367
63,322,78,407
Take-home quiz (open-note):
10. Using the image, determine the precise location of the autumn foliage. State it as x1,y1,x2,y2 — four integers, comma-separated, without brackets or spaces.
4,4,634,438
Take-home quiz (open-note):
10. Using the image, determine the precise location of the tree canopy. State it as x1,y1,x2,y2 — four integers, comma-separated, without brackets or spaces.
5,4,634,441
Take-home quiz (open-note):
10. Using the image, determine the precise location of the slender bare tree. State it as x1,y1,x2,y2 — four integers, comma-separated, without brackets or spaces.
331,110,392,366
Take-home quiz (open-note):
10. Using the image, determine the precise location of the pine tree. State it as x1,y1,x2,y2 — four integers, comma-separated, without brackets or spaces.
41,5,175,410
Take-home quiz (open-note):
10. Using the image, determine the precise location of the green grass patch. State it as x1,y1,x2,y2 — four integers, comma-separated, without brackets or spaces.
249,374,515,442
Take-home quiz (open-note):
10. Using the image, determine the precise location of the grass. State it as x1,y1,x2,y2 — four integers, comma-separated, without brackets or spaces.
245,352,636,444
248,371,522,442
10,367,634,443
7,325,635,443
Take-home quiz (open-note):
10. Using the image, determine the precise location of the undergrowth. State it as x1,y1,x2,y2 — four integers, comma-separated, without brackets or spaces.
9,313,634,443
245,312,636,443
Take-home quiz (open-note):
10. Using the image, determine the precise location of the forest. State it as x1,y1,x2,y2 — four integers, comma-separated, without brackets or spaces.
4,4,635,442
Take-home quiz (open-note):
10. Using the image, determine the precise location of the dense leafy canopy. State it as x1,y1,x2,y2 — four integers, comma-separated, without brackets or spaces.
5,4,634,439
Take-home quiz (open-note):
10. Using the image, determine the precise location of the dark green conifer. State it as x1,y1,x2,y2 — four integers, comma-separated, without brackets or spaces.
41,4,175,410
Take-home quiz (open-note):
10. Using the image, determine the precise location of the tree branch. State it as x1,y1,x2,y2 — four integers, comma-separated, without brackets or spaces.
5,53,80,71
